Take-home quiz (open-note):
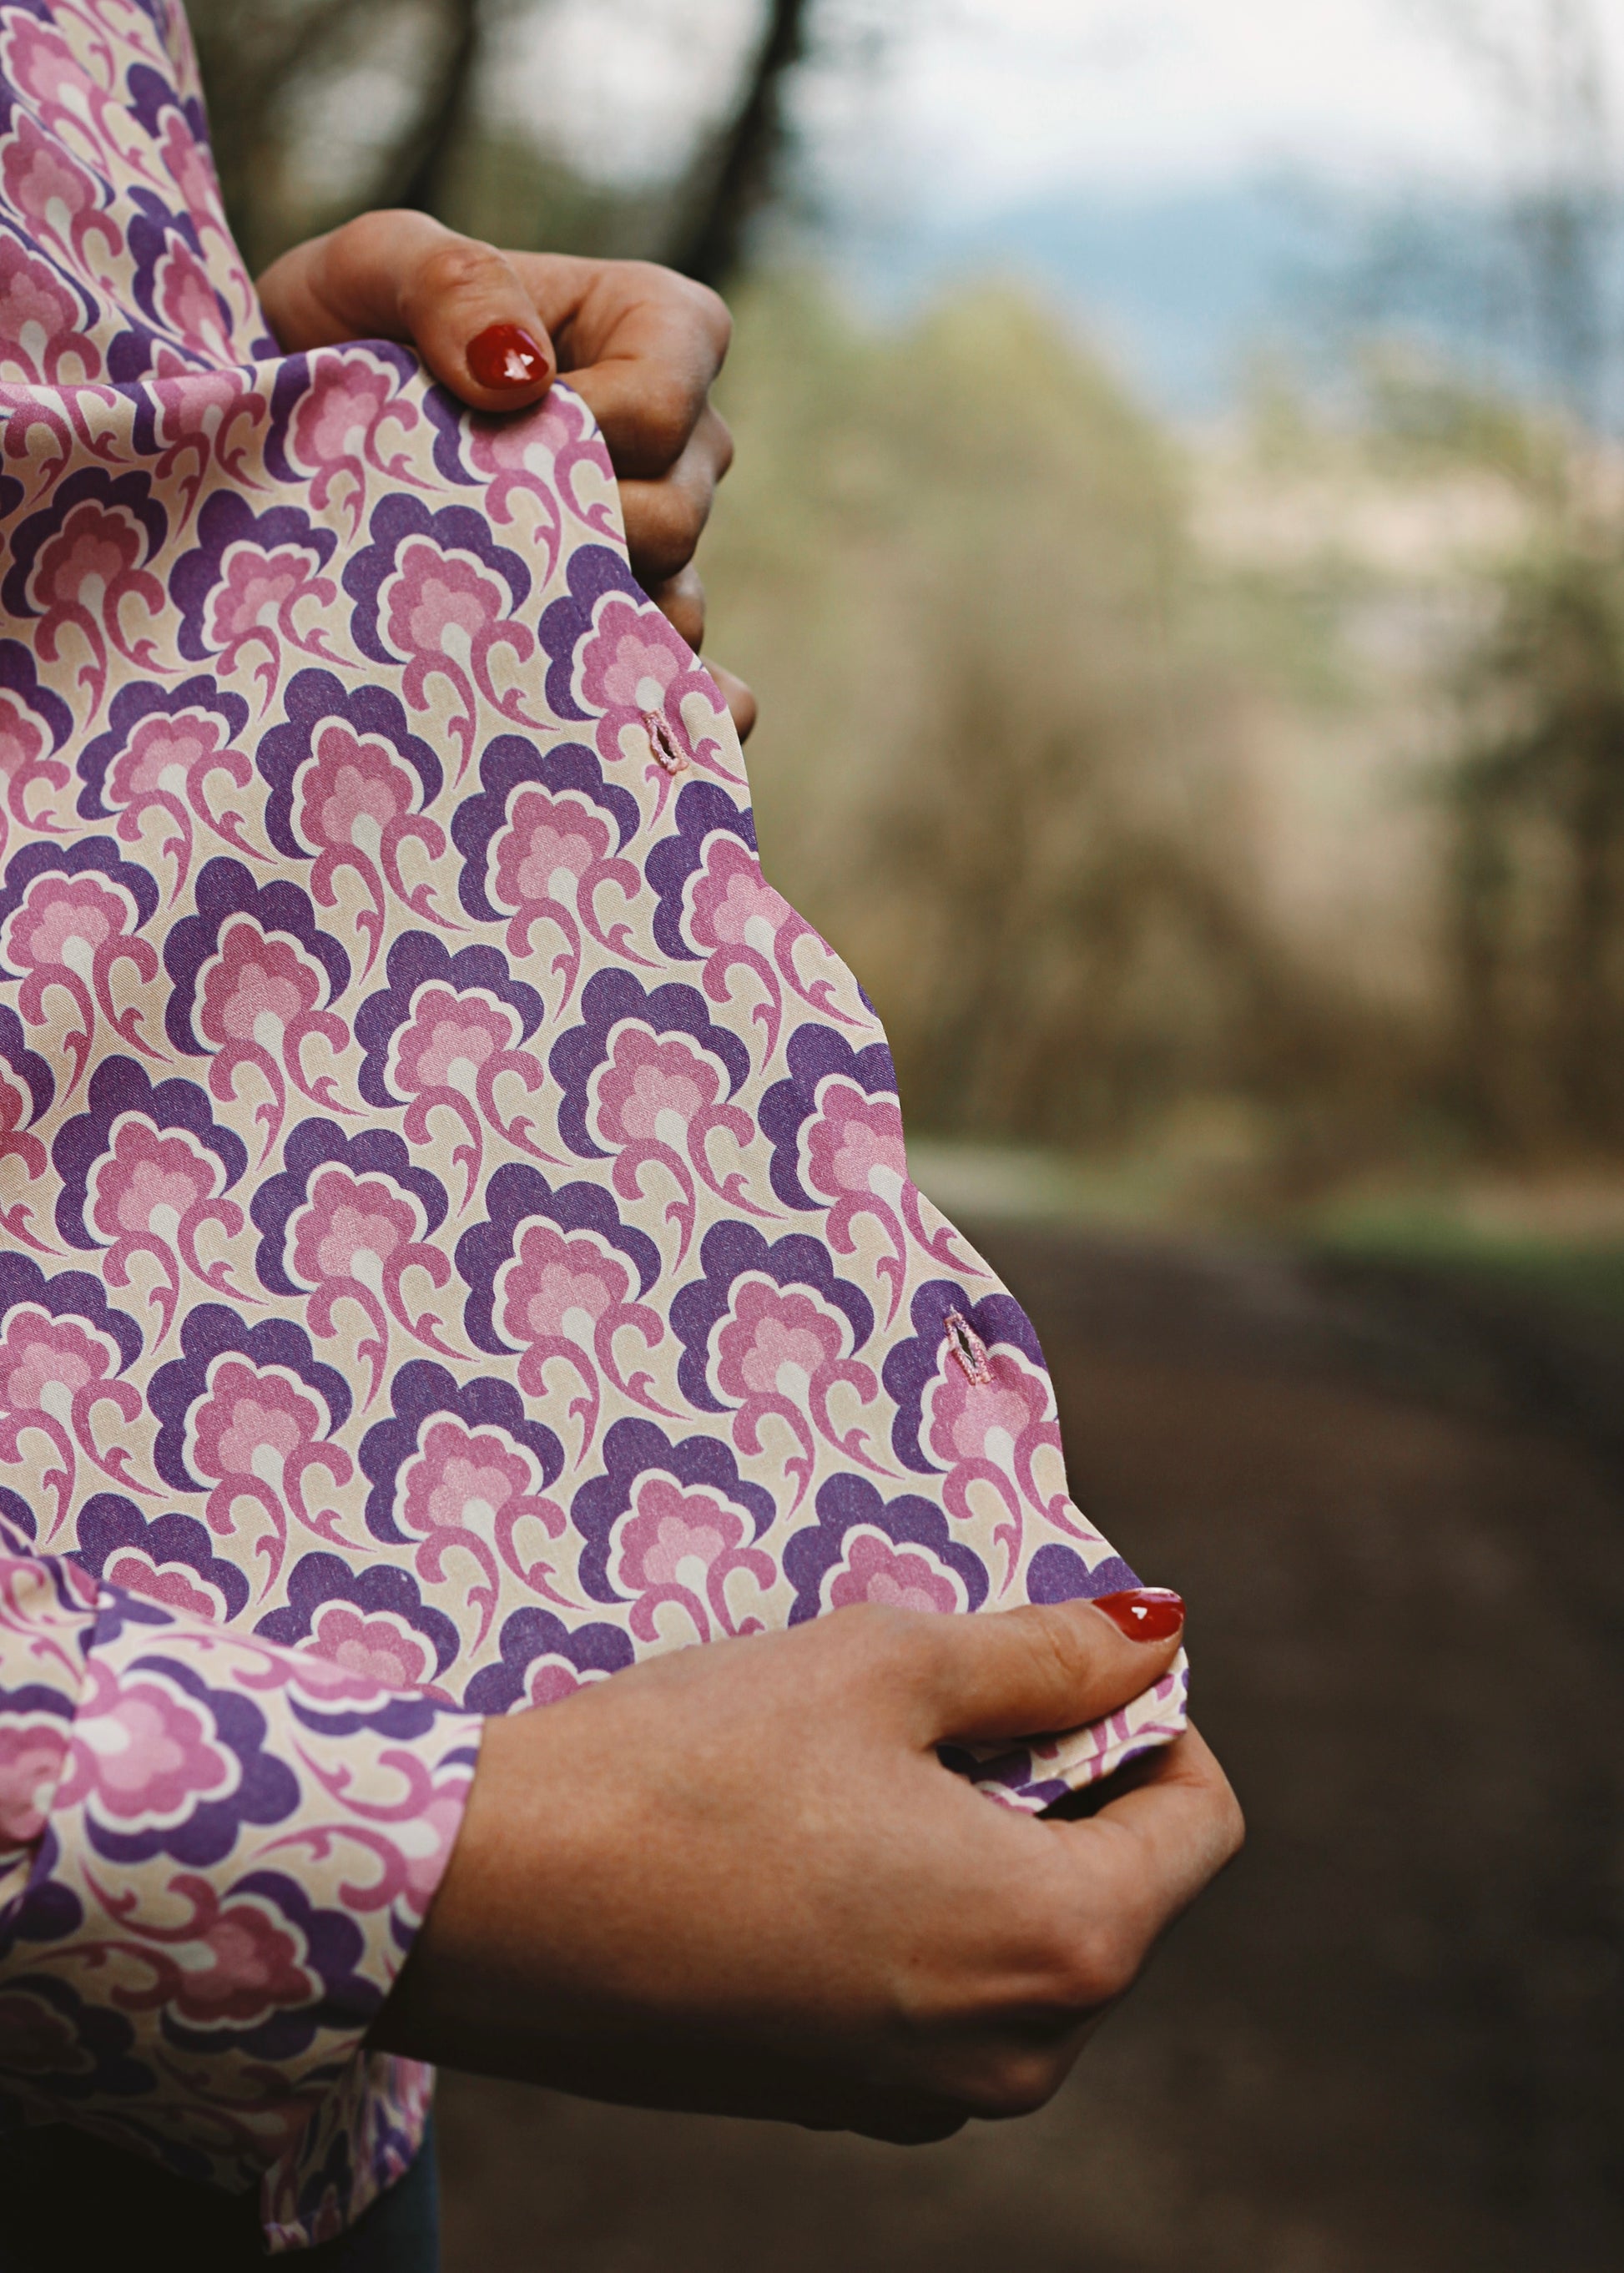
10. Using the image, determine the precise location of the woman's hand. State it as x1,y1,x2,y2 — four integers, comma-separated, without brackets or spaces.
372,1594,1242,2139
256,211,755,738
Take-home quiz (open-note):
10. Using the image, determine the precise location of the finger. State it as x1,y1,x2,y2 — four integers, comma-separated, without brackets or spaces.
913,1589,1186,1746
707,662,757,742
645,566,705,649
264,211,557,411
619,405,734,588
504,252,731,477
1049,1728,1244,1974
390,232,557,412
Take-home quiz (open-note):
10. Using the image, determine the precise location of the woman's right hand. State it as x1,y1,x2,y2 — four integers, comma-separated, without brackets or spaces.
371,1594,1241,2139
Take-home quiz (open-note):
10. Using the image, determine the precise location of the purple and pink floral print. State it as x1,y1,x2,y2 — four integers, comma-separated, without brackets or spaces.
0,0,1186,2250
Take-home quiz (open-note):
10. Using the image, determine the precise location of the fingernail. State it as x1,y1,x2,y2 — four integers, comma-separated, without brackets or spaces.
467,323,548,390
1092,1588,1185,1643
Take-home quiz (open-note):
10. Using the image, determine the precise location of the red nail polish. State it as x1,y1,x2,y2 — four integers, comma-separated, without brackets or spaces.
1092,1588,1184,1642
467,323,547,390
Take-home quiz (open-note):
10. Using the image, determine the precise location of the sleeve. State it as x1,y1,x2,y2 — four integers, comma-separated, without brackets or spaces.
0,1542,481,2195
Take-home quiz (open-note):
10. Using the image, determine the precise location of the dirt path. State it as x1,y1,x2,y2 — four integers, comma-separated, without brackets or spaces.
438,1227,1624,2273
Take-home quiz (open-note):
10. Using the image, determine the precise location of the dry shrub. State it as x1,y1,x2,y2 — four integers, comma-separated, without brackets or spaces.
705,274,1415,1184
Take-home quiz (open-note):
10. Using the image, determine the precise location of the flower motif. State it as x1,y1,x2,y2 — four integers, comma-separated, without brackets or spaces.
451,737,643,1010
456,1162,663,1457
164,857,353,1163
94,1111,238,1305
827,1531,962,1615
646,784,855,1060
345,496,536,774
252,1121,452,1408
98,1873,317,2031
550,969,760,1263
0,1002,54,1253
492,785,648,1000
0,837,163,1091
267,345,425,534
426,382,616,572
409,1417,559,1639
129,218,232,365
0,1250,145,1529
254,1552,459,1702
149,1315,355,1594
782,1474,988,1625
760,1024,976,1322
498,1214,668,1452
197,919,350,1152
0,1712,70,1847
0,14,131,189
58,1656,236,1830
883,1283,1085,1590
305,1602,432,1689
170,491,340,691
461,1602,633,1714
74,1495,251,1625
0,468,168,720
671,1221,882,1508
0,109,119,276
258,671,451,977
537,545,738,814
77,678,258,901
356,933,549,1207
0,638,73,854
0,221,99,384
610,1474,776,1645
570,1416,777,1640
45,1048,255,1352
191,1362,343,1551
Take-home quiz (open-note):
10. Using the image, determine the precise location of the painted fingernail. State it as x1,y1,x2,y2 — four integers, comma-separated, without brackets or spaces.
467,323,548,390
1092,1588,1185,1642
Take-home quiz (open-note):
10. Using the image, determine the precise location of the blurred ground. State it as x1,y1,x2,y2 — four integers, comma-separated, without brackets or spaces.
438,1222,1624,2273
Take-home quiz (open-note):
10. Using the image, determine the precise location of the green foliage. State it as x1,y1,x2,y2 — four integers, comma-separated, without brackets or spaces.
1450,535,1624,1147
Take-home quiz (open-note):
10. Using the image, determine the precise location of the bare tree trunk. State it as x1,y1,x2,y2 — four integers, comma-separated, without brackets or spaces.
385,0,483,217
672,0,813,290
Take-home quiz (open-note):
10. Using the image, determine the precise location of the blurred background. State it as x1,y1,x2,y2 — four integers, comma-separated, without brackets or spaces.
186,3,1624,2267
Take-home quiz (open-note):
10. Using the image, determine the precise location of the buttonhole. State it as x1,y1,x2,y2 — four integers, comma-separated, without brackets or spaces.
643,709,688,775
943,1309,992,1385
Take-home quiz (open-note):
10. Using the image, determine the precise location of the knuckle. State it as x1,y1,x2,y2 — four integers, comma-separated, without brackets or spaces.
629,487,705,580
1018,1607,1094,1703
416,236,507,303
828,1599,925,1674
628,262,734,346
1054,1917,1142,2009
629,372,701,466
959,2049,1066,2123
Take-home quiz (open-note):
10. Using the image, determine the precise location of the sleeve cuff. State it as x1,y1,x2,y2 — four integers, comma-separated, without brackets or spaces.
0,1571,481,2195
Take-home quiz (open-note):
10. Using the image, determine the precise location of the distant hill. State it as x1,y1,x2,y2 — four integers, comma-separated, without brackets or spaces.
825,175,1624,424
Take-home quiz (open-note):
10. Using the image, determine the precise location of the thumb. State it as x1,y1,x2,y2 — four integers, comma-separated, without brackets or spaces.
260,212,557,412
915,1590,1185,1746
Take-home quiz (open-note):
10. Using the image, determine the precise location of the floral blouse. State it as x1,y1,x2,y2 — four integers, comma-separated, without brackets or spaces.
0,0,1186,2250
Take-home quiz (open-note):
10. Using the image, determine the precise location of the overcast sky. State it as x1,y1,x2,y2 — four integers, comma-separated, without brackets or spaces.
491,0,1624,212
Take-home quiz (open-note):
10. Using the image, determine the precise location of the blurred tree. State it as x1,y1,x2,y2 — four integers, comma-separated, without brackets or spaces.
705,275,1402,1181
1409,2,1624,1152
183,0,821,280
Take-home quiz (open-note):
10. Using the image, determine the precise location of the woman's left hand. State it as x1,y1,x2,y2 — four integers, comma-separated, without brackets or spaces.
256,211,755,738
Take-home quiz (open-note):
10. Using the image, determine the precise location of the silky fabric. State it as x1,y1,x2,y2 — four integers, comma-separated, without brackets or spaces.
0,0,1187,2250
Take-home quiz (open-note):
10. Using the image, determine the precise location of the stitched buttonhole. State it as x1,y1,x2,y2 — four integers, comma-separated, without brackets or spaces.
943,1309,992,1386
643,709,688,775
